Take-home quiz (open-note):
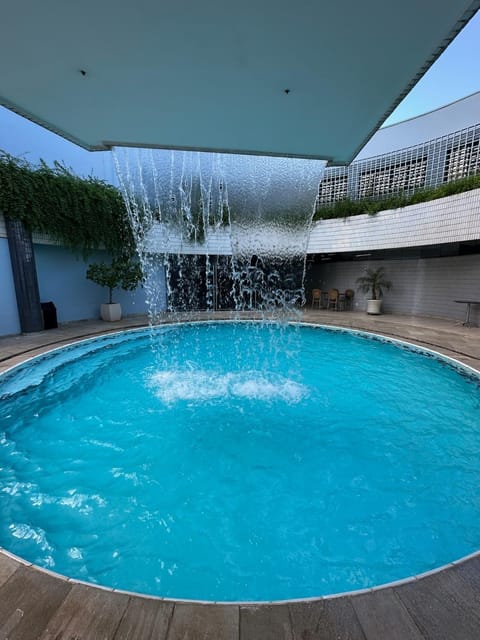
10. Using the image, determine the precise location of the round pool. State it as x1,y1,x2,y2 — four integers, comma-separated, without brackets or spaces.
0,321,479,601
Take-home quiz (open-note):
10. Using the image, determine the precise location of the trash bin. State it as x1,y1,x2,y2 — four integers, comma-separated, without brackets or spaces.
41,301,58,330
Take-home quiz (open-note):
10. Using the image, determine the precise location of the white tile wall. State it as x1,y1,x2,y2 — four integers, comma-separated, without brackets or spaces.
307,188,480,254
307,254,480,323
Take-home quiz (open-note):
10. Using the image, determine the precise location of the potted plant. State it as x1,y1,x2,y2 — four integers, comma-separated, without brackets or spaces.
356,266,392,315
86,256,143,321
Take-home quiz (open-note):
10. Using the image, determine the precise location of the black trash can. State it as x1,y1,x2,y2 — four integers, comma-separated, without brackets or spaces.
41,301,58,330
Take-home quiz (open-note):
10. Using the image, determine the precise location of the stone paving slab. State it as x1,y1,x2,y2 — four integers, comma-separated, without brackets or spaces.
394,568,480,640
351,588,425,640
39,583,130,640
450,554,480,593
0,552,20,588
114,596,174,640
0,565,72,640
240,604,293,639
167,603,239,639
289,598,367,640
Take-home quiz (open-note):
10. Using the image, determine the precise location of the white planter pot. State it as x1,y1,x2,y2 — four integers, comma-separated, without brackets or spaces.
100,303,122,322
366,299,383,315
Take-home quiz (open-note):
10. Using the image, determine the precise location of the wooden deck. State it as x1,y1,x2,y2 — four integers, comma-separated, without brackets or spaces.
2,550,480,639
1,312,480,639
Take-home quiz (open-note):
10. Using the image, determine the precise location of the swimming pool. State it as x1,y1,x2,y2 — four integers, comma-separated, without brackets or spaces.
0,321,479,601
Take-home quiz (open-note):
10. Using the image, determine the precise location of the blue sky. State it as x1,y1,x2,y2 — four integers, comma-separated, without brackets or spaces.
1,10,479,177
383,10,480,125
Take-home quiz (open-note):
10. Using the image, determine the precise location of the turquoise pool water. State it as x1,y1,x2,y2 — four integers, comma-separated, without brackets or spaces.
0,322,479,601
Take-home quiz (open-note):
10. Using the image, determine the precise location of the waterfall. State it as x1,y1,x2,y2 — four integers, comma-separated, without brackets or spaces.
113,148,325,322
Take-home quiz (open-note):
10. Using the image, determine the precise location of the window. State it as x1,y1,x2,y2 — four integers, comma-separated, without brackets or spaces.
444,140,480,182
317,174,348,204
390,158,427,191
358,157,427,198
359,166,391,198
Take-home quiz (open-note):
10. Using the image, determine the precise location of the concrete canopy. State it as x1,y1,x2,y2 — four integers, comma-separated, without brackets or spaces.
1,1,479,163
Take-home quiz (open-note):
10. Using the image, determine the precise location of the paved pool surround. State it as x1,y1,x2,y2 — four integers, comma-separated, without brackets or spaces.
0,310,479,639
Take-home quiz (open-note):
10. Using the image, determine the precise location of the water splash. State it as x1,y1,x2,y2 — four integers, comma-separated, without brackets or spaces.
113,148,325,321
148,368,308,405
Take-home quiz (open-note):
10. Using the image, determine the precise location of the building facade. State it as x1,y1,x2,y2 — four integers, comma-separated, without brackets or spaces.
306,92,480,324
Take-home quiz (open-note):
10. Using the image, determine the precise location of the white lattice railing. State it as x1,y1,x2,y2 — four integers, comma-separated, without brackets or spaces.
318,123,480,205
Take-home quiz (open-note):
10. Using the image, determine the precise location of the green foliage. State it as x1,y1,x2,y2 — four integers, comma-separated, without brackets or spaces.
86,257,143,304
0,151,133,255
314,173,480,221
356,267,392,300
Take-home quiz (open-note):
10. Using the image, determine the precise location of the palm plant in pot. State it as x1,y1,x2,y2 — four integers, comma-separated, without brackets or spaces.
86,255,143,321
356,266,392,315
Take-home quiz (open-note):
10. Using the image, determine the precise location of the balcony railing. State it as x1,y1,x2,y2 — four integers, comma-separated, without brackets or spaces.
318,123,480,206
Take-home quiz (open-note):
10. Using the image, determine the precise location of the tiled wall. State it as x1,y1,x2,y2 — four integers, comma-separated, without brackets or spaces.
308,188,480,254
306,253,480,323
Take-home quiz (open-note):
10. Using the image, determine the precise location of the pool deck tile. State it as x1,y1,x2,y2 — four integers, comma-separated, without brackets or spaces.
240,603,293,639
289,597,367,640
39,583,130,640
1,311,480,639
350,588,425,639
393,567,480,639
0,552,20,588
450,554,480,593
0,564,72,640
114,596,174,639
167,602,240,639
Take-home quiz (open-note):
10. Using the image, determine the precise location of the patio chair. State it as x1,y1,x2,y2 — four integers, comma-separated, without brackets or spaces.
312,288,321,308
344,289,355,311
326,288,339,310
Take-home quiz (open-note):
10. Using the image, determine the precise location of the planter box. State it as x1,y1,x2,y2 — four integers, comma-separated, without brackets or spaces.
366,299,382,315
100,303,122,322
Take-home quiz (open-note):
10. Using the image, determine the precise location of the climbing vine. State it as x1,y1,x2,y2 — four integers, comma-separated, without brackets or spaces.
0,152,134,255
4,150,478,244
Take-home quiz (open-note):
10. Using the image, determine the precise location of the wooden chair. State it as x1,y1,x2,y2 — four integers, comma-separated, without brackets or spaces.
326,288,339,310
311,288,321,308
344,289,355,311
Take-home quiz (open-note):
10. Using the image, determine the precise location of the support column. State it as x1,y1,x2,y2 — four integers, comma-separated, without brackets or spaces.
5,216,43,333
